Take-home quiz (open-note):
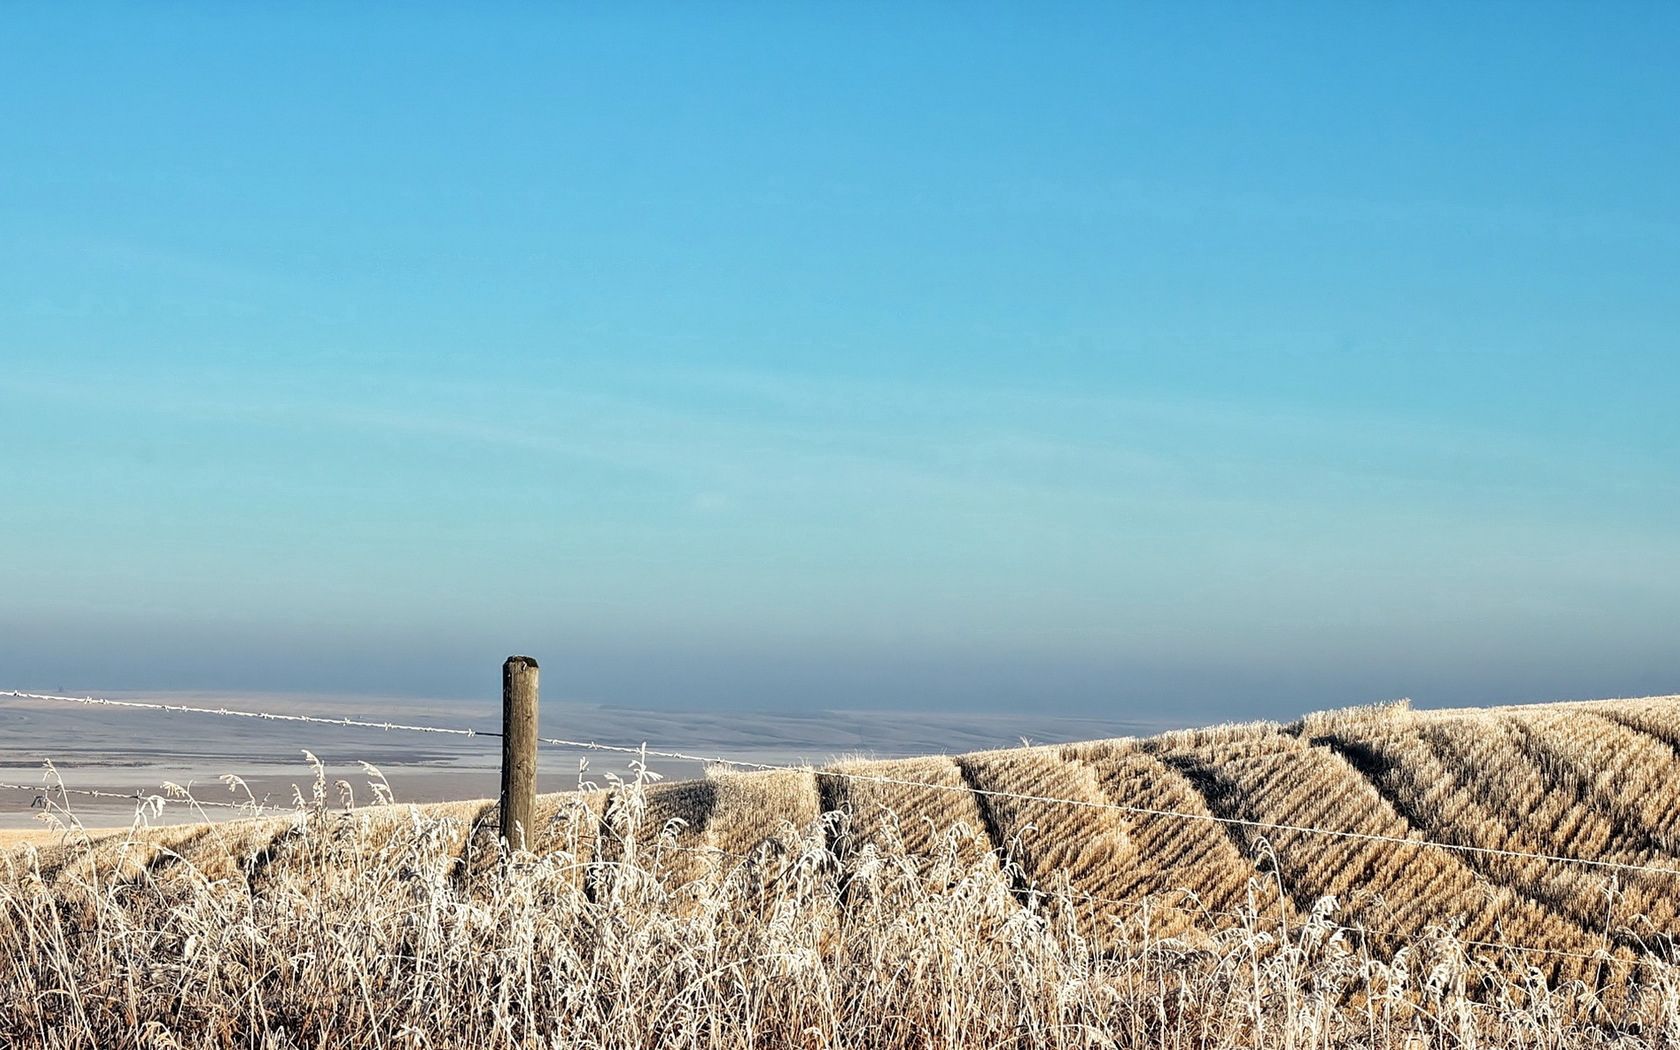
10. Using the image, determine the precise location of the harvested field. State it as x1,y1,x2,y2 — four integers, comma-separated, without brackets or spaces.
7,694,1680,1048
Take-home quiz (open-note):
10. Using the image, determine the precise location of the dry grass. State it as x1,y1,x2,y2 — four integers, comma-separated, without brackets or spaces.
5,696,1680,1047
0,827,119,849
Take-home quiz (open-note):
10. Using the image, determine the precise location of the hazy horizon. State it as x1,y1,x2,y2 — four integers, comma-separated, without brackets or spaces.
4,6,1678,723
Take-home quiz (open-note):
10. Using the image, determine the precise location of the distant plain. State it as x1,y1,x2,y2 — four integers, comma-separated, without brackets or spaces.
0,690,1162,830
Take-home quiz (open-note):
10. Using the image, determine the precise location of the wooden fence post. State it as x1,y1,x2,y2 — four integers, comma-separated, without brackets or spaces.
500,655,539,850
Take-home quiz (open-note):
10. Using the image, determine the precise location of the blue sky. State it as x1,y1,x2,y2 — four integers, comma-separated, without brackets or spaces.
3,5,1677,721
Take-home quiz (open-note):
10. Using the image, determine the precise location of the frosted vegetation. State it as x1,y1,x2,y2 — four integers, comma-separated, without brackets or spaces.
6,697,1680,1048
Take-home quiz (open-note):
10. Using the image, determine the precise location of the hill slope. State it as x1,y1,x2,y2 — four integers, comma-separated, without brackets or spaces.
643,694,1680,966
11,694,1680,1047
26,695,1680,956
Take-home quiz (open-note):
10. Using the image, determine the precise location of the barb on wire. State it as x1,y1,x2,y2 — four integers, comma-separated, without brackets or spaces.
3,690,499,739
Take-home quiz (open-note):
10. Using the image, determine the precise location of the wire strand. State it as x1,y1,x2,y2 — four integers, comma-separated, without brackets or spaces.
2,690,499,738
0,780,257,810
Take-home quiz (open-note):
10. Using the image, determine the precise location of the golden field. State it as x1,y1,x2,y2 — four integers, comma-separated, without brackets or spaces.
5,695,1680,1048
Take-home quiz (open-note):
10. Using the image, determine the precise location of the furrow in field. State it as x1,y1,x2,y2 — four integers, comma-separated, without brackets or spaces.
817,756,997,874
953,746,1135,936
1301,708,1680,962
1595,697,1680,758
1407,715,1680,939
1148,724,1620,984
1059,737,1288,937
1310,722,1620,936
1507,710,1680,854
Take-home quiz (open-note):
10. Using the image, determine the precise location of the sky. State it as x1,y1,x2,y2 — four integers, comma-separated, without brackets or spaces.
2,5,1677,724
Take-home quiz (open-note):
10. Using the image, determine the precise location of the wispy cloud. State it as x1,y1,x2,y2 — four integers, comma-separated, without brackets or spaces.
5,362,1674,527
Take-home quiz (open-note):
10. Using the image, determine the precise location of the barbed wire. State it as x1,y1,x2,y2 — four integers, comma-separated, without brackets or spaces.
1,690,499,738
0,780,258,810
9,688,1680,882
